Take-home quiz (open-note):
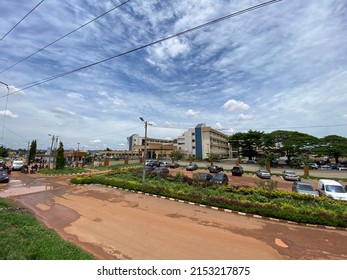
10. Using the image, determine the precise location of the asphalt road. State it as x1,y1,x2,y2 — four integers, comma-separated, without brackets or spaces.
1,169,347,260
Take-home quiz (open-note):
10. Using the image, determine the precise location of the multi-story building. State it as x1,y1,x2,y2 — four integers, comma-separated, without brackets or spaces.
127,124,230,160
127,134,175,159
177,123,230,159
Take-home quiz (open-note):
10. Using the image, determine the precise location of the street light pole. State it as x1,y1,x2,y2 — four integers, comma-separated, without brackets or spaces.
140,117,148,187
48,134,55,169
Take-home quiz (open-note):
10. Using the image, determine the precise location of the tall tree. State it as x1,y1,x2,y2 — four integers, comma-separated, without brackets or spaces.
55,141,66,170
264,130,318,164
317,135,347,163
229,130,264,160
0,145,9,158
28,140,37,164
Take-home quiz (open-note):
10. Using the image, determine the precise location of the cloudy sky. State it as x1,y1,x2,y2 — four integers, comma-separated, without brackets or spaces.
0,0,346,150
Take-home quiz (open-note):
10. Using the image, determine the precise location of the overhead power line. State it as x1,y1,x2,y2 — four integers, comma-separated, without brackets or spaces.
0,0,132,74
0,0,46,42
2,0,282,98
217,123,347,131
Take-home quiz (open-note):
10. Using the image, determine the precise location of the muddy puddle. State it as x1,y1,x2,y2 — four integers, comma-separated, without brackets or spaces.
0,178,53,198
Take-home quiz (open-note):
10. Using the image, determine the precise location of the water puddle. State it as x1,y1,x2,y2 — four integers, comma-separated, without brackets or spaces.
0,178,53,198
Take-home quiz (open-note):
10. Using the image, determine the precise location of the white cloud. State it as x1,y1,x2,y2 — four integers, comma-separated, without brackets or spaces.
151,38,190,61
186,109,199,117
237,114,254,121
90,139,101,143
0,110,18,118
222,100,250,112
52,107,76,116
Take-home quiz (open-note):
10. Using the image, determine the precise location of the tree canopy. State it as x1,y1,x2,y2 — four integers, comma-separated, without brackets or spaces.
228,130,346,164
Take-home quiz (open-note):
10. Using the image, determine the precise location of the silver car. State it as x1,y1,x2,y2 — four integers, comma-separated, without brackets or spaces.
282,170,300,181
256,169,271,179
292,181,318,197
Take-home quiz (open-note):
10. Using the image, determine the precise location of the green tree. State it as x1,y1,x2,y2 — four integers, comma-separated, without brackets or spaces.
169,150,184,162
229,130,265,160
28,140,37,164
317,135,347,163
264,130,318,165
0,145,9,158
55,141,66,170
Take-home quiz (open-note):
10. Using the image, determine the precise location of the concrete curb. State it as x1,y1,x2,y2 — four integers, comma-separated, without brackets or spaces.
74,183,347,232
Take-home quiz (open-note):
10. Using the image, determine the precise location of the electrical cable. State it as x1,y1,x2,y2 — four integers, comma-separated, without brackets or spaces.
0,0,46,41
0,0,132,74
1,0,282,98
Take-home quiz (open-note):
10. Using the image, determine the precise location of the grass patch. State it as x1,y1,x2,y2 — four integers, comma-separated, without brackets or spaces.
0,198,95,260
71,168,347,228
38,167,87,175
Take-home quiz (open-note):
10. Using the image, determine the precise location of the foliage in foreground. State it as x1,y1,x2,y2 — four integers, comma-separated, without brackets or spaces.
71,168,347,228
0,198,95,260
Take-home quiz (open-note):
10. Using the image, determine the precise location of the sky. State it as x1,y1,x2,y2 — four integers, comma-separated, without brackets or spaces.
0,0,346,151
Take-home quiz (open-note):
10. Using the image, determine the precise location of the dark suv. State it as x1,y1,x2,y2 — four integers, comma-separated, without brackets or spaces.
231,166,243,176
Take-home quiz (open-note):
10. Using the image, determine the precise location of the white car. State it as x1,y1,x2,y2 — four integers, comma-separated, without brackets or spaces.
11,160,24,171
317,179,347,201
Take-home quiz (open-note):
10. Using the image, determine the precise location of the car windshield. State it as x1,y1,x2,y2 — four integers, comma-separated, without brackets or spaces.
260,170,268,173
286,171,295,175
212,174,224,180
326,185,346,193
297,184,314,191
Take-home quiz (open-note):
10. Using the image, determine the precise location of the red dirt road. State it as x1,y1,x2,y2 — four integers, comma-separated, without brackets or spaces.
2,171,347,260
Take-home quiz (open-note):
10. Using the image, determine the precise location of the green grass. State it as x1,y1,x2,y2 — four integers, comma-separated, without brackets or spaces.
38,167,87,175
0,199,95,260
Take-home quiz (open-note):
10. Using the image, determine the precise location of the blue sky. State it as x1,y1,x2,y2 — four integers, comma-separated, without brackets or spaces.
0,0,346,150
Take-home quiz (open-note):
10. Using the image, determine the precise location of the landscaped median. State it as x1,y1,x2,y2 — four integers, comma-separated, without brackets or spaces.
70,167,347,229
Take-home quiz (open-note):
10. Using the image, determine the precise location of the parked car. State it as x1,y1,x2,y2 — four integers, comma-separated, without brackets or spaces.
282,170,300,181
245,160,257,164
186,163,198,171
0,170,9,183
231,166,243,176
256,169,271,179
210,173,229,185
152,167,169,178
317,179,347,201
145,160,160,167
11,160,24,171
338,166,347,171
309,163,319,170
208,165,223,173
159,161,170,167
292,181,318,197
193,172,213,182
320,165,332,170
168,162,180,168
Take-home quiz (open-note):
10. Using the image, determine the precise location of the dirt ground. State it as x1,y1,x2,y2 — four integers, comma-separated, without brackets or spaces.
2,170,347,260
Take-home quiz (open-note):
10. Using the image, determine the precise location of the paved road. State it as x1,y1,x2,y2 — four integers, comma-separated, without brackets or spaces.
1,171,347,260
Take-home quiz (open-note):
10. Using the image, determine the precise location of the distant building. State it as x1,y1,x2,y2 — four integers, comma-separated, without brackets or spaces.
177,123,230,159
127,134,176,159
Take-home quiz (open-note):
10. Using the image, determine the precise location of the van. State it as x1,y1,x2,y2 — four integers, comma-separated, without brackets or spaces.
12,160,24,171
317,179,347,201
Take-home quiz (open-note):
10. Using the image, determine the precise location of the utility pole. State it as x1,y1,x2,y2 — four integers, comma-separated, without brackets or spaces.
139,117,148,187
48,134,55,169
